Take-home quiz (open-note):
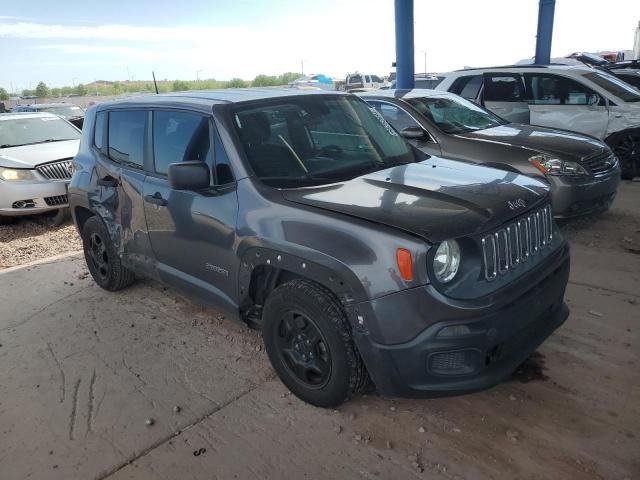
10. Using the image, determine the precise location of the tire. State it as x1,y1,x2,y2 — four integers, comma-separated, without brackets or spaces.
607,130,640,180
262,279,369,408
81,216,135,291
0,216,16,225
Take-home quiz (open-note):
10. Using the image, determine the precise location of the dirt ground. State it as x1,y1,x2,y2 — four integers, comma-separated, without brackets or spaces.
0,182,638,480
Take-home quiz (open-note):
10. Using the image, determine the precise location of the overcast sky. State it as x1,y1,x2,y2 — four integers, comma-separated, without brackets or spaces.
0,0,638,91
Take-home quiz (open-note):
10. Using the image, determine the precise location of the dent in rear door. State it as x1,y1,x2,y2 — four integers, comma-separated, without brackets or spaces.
90,109,155,277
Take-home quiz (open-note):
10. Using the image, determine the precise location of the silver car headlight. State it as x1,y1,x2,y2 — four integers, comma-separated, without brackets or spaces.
528,154,588,176
433,239,461,283
0,166,38,182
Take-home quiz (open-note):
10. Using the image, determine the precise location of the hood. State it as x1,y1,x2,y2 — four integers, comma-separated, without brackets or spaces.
456,124,607,160
281,156,550,242
0,140,80,169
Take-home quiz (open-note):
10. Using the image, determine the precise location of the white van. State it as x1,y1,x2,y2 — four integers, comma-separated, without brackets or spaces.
436,65,640,178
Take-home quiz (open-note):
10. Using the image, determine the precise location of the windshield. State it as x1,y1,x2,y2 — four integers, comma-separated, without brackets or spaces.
407,95,507,134
232,95,423,187
39,105,84,117
0,116,81,148
583,71,640,102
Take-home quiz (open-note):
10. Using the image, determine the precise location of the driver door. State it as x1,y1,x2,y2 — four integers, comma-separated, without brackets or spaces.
524,73,610,139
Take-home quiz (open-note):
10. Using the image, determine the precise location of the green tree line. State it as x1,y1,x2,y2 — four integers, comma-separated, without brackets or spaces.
17,73,302,98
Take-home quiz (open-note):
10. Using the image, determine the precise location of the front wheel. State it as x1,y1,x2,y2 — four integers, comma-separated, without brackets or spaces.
607,131,640,180
81,216,135,291
262,279,369,408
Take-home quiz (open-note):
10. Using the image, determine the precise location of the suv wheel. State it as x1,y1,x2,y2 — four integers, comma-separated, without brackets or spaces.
262,279,369,408
608,130,640,179
81,216,135,291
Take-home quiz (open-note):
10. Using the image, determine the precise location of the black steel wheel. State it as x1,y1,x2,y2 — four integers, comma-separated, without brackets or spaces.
262,279,369,408
609,131,640,179
82,216,135,291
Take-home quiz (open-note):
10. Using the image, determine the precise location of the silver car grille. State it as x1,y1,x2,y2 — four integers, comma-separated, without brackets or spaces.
481,205,554,281
36,159,73,181
582,151,617,176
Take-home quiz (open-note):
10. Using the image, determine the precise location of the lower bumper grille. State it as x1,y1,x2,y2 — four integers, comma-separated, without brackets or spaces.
481,205,553,281
582,151,618,176
44,194,68,206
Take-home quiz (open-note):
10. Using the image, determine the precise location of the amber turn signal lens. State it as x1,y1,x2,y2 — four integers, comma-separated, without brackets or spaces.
530,159,548,175
396,248,413,281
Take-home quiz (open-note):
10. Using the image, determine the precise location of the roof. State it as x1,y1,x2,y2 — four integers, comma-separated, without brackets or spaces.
357,89,456,100
14,102,81,109
0,112,60,121
98,88,349,109
451,64,594,73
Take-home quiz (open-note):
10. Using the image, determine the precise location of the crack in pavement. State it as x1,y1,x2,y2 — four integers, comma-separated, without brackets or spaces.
0,285,95,333
47,342,66,404
568,280,640,299
97,381,265,480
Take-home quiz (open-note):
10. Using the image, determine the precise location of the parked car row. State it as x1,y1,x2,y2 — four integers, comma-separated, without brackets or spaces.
1,64,635,406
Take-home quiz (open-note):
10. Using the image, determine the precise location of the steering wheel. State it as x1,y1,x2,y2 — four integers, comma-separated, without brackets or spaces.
317,144,343,157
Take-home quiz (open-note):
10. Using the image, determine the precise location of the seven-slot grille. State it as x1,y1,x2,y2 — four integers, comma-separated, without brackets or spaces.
581,151,617,176
481,205,554,281
36,159,73,181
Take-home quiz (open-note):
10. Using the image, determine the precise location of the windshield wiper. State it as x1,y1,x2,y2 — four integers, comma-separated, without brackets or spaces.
33,138,77,144
258,174,343,187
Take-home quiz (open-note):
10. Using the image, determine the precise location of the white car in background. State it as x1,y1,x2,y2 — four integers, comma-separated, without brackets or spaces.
0,112,81,223
436,65,640,178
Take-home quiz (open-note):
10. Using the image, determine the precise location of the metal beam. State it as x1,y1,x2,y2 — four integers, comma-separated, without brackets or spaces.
534,0,556,64
394,0,414,89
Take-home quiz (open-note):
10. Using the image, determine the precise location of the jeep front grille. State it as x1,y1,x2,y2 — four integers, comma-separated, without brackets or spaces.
481,205,553,281
582,151,617,176
36,159,73,181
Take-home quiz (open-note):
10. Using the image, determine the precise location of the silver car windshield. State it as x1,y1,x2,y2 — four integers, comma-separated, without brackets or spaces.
583,71,640,102
232,95,424,188
0,117,81,148
39,105,84,117
407,95,507,134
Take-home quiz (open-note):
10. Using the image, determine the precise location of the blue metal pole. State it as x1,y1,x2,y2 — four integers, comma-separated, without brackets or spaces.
394,0,414,89
534,0,556,64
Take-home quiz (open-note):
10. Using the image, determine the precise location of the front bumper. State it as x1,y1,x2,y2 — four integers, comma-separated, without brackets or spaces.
350,243,570,397
0,180,69,216
549,167,620,219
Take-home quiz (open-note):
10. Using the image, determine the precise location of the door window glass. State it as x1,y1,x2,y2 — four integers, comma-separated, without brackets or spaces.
152,111,210,175
484,74,525,102
525,73,598,105
370,102,419,132
349,75,362,84
108,110,145,167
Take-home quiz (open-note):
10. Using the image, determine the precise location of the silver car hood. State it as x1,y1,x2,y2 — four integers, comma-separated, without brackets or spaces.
0,140,80,169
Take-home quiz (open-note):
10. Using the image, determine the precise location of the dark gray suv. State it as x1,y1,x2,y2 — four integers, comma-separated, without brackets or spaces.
69,89,571,407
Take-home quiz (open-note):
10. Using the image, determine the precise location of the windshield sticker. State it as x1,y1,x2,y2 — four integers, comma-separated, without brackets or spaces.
369,107,398,137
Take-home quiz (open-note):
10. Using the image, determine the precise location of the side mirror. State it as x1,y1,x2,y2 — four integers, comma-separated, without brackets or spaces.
168,161,210,190
587,93,600,106
400,126,428,140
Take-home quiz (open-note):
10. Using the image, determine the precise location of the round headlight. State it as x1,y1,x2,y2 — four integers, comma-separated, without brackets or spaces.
433,239,461,283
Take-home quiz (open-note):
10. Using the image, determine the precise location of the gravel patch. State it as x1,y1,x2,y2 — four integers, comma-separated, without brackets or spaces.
0,215,81,269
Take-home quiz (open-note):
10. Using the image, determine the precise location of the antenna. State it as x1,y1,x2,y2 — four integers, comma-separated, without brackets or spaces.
152,71,159,94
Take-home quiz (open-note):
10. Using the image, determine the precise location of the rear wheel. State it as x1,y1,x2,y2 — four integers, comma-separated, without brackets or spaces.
81,216,135,291
262,279,369,408
607,131,640,180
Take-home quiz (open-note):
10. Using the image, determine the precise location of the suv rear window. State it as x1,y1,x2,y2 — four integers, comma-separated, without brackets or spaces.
414,77,444,89
108,111,145,168
449,75,482,99
484,74,526,102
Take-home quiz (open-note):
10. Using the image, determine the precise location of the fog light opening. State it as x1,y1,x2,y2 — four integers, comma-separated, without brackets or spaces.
12,199,35,209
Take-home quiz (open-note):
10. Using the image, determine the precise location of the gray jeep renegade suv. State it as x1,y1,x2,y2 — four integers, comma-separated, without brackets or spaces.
69,89,570,407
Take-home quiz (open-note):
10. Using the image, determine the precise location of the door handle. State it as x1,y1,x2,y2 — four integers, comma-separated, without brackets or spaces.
97,176,118,187
144,192,168,206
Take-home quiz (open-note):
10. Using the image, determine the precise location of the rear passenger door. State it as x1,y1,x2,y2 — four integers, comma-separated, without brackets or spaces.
524,73,610,139
142,109,239,312
482,73,530,124
92,109,155,276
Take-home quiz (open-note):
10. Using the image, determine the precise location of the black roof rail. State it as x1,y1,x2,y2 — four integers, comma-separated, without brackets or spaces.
452,63,584,72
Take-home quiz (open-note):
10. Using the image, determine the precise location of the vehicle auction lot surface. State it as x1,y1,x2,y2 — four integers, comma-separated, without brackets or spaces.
1,183,639,480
